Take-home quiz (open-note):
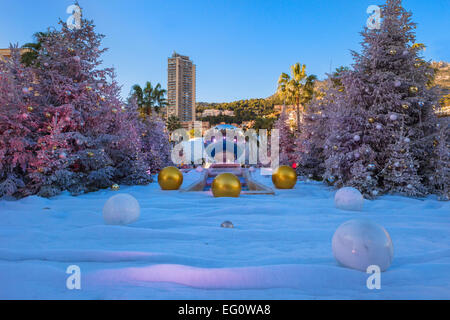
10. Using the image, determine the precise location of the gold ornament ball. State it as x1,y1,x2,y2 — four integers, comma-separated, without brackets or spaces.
368,117,375,124
158,166,183,190
45,112,52,118
409,86,418,94
389,49,397,55
87,152,94,158
402,104,409,110
111,184,120,191
414,63,421,68
27,106,34,112
211,173,241,197
272,165,297,190
333,145,338,151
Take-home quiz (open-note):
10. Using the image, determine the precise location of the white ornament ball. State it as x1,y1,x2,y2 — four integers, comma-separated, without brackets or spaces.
73,56,80,62
394,80,402,87
376,124,382,130
334,187,364,211
353,135,361,142
404,137,410,143
103,193,140,225
332,219,394,272
390,114,398,121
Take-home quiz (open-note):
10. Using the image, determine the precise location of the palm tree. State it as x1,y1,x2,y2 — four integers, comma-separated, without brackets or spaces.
167,115,182,132
152,83,167,114
130,82,155,116
130,82,167,117
277,63,317,130
21,31,49,66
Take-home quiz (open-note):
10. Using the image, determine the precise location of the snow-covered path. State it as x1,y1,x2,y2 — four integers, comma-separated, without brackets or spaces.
0,170,449,299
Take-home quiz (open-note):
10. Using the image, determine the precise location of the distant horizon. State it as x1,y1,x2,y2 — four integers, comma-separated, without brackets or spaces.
1,0,449,103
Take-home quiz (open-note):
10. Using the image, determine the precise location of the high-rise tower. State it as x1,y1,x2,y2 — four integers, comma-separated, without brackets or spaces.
167,52,196,122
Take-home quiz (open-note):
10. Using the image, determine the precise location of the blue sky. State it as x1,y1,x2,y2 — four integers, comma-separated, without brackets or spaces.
0,0,449,102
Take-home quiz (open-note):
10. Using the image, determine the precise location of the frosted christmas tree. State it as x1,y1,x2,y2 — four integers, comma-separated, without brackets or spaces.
321,0,444,198
0,13,171,198
273,110,296,166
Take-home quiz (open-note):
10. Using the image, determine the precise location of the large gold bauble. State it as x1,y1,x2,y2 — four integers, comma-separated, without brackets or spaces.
272,165,297,189
158,166,183,190
211,173,241,197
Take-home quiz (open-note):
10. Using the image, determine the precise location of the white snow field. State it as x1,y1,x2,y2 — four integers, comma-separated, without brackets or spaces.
0,169,449,300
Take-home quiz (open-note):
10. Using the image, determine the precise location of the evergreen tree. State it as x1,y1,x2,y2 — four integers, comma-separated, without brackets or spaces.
273,110,296,166
0,46,43,197
296,79,336,180
0,10,171,198
322,0,444,198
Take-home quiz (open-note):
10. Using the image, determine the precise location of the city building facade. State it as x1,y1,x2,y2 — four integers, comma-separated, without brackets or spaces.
167,52,196,123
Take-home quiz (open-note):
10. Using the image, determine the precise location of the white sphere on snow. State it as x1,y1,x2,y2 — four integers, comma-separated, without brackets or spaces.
103,193,140,225
334,187,364,211
332,219,394,272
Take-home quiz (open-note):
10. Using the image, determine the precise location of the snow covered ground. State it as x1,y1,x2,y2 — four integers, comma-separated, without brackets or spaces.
0,169,449,300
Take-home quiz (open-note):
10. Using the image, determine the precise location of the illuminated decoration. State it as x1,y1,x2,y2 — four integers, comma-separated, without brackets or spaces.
27,106,33,112
212,173,241,197
388,48,397,55
111,184,120,191
158,166,183,190
409,86,418,94
272,165,297,189
332,219,394,272
368,117,375,123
